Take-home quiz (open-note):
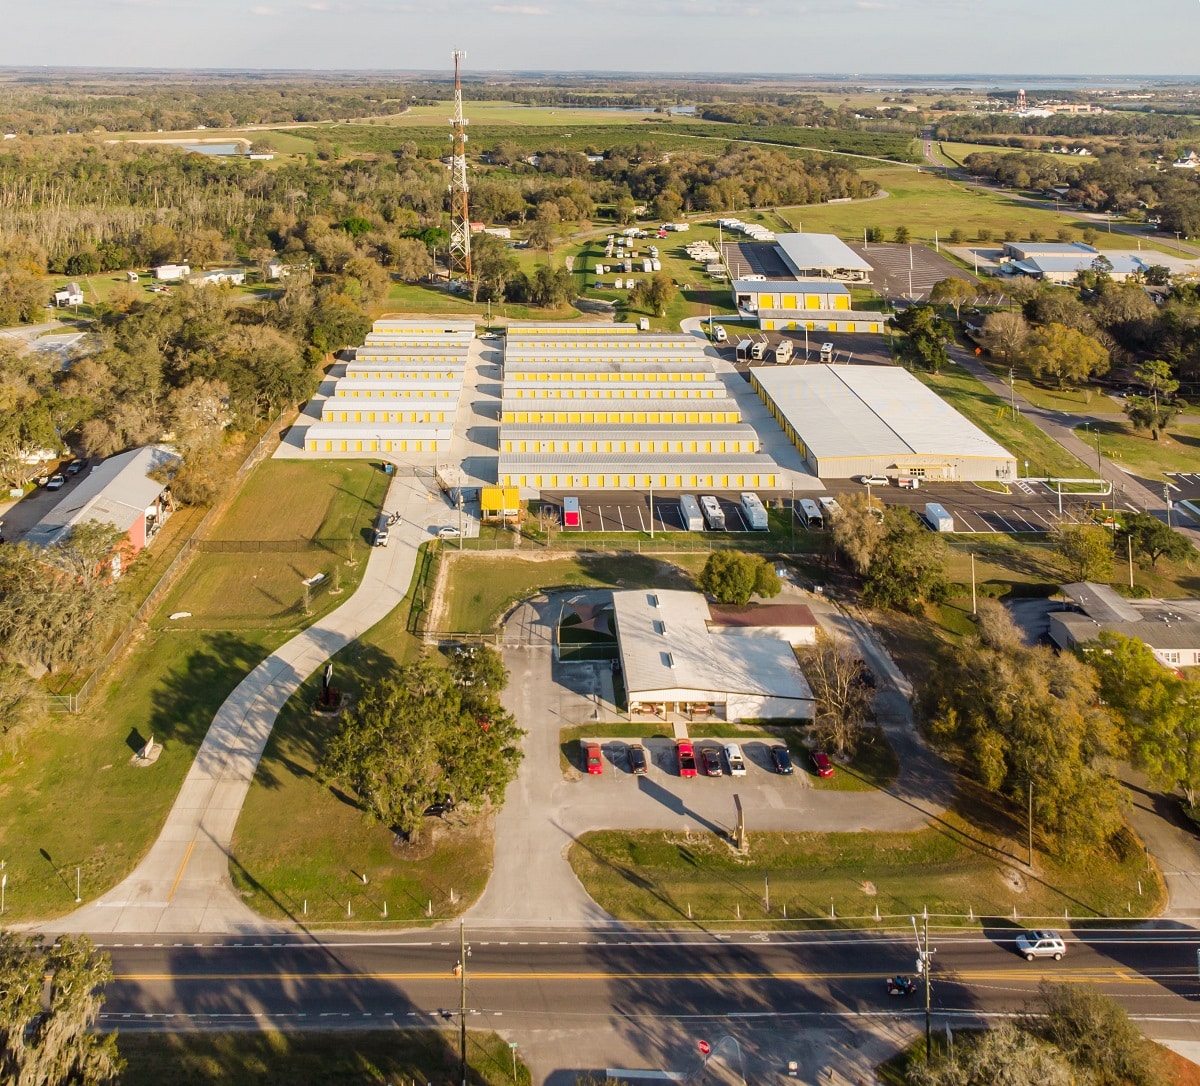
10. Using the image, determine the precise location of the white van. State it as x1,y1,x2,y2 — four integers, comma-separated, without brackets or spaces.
713,324,728,344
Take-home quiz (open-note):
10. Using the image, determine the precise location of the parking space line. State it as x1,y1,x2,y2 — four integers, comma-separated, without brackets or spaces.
990,511,1019,533
1030,508,1058,529
1001,509,1037,533
952,509,989,533
596,506,607,532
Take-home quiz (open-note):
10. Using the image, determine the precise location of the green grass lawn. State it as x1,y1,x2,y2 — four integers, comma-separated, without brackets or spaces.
228,563,492,926
380,280,579,321
439,552,701,633
156,459,387,629
0,629,284,922
1086,418,1200,482
569,784,1164,924
118,1029,531,1086
914,364,1095,480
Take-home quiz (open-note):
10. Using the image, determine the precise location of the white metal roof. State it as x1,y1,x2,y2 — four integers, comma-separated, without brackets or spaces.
501,423,757,441
752,365,1015,463
613,590,813,702
497,452,776,472
304,422,452,440
731,278,851,295
330,378,463,394
25,445,178,548
502,396,740,413
775,233,873,274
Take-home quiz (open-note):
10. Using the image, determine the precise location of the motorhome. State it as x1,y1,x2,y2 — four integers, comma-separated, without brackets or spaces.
678,494,704,532
798,499,824,529
699,495,726,530
739,492,769,531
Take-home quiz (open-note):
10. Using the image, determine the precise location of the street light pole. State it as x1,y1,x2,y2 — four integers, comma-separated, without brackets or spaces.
970,552,977,616
458,920,470,1086
1165,483,1173,529
913,915,935,1063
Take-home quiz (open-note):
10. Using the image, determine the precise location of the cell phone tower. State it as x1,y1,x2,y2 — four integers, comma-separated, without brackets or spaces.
448,50,472,280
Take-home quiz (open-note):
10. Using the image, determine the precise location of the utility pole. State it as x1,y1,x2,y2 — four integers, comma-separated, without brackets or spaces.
1009,367,1016,417
970,552,977,616
1127,532,1134,589
913,915,936,1063
457,920,471,1086
1027,780,1034,867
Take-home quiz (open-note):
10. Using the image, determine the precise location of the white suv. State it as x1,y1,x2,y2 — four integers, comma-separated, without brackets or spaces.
1015,930,1066,961
724,743,747,777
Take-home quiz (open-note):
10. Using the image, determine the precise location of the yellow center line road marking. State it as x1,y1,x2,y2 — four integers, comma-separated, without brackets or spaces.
167,839,196,903
112,969,1160,985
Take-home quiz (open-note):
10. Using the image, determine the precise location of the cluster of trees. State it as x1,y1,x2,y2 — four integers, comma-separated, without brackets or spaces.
798,633,872,758
889,305,954,373
0,932,122,1086
921,601,1123,849
319,648,524,838
830,493,949,612
958,145,1200,236
697,551,781,606
909,981,1167,1086
937,108,1198,144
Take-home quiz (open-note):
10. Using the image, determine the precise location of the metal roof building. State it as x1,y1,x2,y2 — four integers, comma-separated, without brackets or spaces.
1049,582,1200,668
775,232,873,281
613,589,814,721
751,364,1017,482
25,445,179,559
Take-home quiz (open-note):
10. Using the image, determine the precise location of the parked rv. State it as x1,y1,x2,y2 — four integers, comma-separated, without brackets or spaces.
774,339,793,364
699,495,726,530
740,492,769,531
798,499,824,529
749,340,768,361
817,496,843,521
678,494,704,532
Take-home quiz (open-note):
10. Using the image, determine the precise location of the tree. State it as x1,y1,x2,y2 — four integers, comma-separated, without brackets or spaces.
1022,322,1110,388
342,256,391,307
698,551,780,606
862,507,949,612
922,607,1123,851
908,1020,1072,1086
1121,511,1192,568
391,237,435,282
529,265,573,309
0,932,123,1086
889,304,953,373
631,272,677,318
1055,522,1114,582
893,225,910,244
1033,981,1169,1086
979,310,1030,365
1123,359,1184,440
830,490,884,576
947,228,965,244
470,232,518,302
1087,633,1200,807
798,632,871,758
319,652,523,837
929,276,976,320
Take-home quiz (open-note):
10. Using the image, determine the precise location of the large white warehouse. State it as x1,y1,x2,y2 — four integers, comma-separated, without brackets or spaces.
751,364,1017,482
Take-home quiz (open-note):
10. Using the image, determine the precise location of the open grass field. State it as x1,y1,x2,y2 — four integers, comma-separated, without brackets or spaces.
369,101,665,127
778,167,1168,253
1085,418,1200,481
156,459,387,629
380,280,580,322
914,364,1095,480
0,628,284,922
569,782,1164,924
118,1029,531,1086
439,552,703,633
229,561,491,926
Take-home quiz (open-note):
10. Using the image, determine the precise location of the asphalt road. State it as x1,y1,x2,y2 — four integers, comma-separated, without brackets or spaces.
95,926,1200,1031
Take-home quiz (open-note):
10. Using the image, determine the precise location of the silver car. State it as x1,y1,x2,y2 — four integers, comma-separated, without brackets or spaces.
1015,930,1066,961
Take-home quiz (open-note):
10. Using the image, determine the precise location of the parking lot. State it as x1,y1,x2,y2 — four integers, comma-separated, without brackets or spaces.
824,478,1109,535
729,331,893,370
580,735,811,788
541,491,771,534
849,241,979,303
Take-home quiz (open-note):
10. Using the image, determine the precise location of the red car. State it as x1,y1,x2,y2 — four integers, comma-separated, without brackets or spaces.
584,742,603,775
676,740,697,778
809,750,835,778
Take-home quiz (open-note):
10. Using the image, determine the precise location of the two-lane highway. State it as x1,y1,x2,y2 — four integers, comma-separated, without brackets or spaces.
92,925,1200,1031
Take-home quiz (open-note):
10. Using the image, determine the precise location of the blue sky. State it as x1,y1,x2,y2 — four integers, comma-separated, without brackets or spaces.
0,0,1196,76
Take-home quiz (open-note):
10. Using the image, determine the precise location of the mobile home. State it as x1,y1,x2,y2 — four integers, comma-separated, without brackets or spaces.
678,494,704,532
739,492,769,531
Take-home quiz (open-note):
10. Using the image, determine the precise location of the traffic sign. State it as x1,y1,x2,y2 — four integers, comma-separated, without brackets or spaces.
698,1040,711,1056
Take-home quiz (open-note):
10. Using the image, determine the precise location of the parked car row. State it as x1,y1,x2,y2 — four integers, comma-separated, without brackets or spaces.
583,739,835,780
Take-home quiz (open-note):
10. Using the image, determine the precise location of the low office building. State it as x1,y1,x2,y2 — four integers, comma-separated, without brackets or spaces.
730,277,886,333
25,445,179,573
752,364,1017,481
613,589,814,721
1049,582,1200,668
708,602,820,646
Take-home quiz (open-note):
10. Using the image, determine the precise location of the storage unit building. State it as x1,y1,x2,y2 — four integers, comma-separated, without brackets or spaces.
751,364,1017,482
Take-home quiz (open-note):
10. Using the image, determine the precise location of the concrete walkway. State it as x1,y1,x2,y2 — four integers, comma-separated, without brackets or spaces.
52,475,438,935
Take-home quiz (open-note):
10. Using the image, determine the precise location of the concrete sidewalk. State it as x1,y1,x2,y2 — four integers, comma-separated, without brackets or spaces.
51,474,436,935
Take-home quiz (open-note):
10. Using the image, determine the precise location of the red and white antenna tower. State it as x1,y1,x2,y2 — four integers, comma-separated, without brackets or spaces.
448,50,472,280
1016,88,1027,113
